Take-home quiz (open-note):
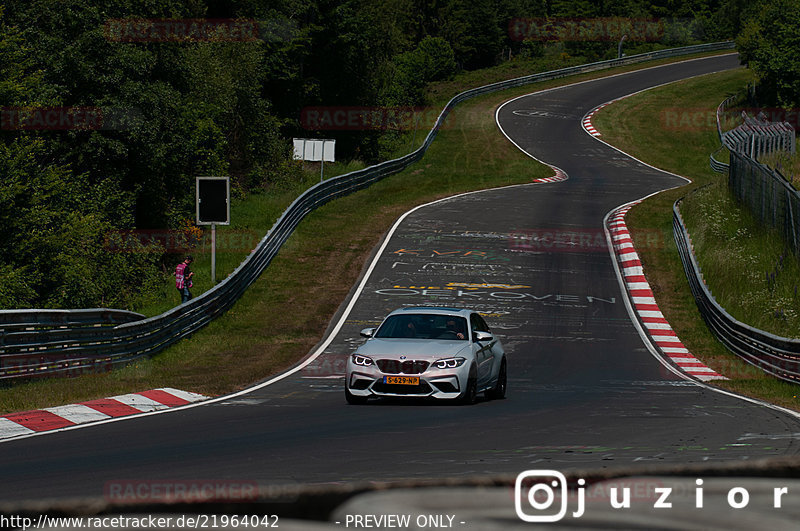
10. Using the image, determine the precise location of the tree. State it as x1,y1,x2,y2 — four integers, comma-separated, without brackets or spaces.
737,0,800,108
440,0,503,69
387,36,457,105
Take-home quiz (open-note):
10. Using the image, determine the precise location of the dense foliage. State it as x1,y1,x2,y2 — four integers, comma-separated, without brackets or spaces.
0,0,739,310
736,0,800,109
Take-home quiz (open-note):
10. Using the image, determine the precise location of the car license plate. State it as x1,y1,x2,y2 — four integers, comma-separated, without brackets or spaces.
384,376,419,385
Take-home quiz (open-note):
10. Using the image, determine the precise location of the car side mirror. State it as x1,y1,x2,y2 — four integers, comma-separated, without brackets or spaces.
360,328,376,338
474,331,493,342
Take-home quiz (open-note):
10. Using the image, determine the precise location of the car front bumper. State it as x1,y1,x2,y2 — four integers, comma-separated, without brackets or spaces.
346,362,469,400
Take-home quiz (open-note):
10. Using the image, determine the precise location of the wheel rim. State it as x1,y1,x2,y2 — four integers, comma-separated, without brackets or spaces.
467,369,477,403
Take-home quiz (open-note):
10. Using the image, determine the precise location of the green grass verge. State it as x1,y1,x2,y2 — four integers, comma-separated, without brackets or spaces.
0,49,736,414
759,151,800,190
681,182,800,337
592,66,800,411
131,160,370,318
132,50,736,317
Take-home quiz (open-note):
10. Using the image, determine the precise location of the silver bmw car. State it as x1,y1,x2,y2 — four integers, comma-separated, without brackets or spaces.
344,307,507,404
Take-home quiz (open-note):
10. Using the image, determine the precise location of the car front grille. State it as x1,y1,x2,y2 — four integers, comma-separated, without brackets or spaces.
372,380,432,395
376,359,429,374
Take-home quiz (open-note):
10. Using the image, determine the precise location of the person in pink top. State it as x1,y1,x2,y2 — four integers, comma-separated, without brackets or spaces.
174,255,194,303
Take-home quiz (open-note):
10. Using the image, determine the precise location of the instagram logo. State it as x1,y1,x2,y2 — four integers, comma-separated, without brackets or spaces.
515,470,585,522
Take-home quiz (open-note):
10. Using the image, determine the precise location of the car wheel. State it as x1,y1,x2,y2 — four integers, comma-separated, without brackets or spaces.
486,357,507,400
345,386,369,405
459,366,478,405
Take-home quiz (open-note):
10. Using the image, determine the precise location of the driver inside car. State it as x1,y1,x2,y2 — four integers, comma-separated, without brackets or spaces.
446,319,466,340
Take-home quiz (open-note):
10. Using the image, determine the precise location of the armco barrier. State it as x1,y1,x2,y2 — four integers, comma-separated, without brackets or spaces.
673,201,800,384
0,42,736,380
709,147,729,173
710,96,734,173
713,91,800,255
0,308,143,332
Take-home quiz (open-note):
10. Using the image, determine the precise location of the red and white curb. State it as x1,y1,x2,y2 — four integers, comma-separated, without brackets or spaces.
533,165,568,183
0,388,209,440
582,101,618,137
608,204,726,382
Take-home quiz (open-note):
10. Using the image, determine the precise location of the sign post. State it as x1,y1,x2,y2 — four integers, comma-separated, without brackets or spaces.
196,176,230,285
293,138,336,181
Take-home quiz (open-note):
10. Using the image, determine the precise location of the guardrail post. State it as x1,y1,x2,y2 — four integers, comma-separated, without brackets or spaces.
0,42,739,381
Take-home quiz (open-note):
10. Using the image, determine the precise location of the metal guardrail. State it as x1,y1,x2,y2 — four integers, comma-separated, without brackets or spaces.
710,96,734,173
713,93,800,255
713,95,797,173
0,309,143,332
730,112,796,157
0,41,736,381
673,201,800,384
686,73,800,384
709,148,729,173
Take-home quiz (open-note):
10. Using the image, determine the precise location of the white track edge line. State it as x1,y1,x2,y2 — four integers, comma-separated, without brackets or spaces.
587,95,800,421
604,202,800,420
0,183,536,444
2,51,762,444
499,53,800,420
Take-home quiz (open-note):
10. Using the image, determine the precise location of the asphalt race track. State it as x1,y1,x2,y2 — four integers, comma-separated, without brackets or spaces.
3,53,800,506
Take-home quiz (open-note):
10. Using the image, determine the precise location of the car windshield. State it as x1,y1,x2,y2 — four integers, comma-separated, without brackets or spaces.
374,314,468,340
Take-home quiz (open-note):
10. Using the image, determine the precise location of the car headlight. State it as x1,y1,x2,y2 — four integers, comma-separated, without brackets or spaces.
351,354,374,366
433,357,466,369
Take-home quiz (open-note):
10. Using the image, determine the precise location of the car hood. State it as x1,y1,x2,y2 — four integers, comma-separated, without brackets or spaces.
355,338,470,360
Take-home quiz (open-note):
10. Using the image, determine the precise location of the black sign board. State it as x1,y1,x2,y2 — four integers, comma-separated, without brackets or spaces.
196,177,230,225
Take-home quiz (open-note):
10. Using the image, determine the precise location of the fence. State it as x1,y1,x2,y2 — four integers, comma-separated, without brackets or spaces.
689,85,800,384
716,97,796,158
712,95,800,255
727,112,796,158
728,151,800,255
0,42,736,381
673,202,800,384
